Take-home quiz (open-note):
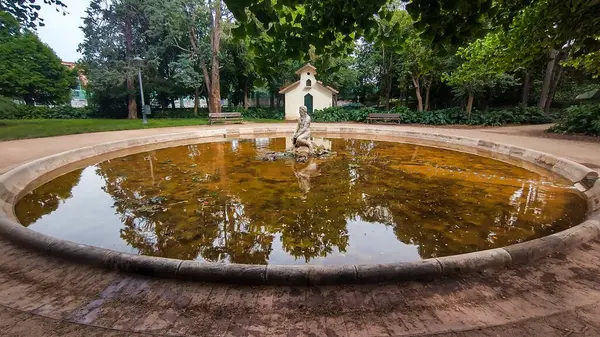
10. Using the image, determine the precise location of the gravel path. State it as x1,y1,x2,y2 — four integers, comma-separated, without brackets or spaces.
0,123,599,336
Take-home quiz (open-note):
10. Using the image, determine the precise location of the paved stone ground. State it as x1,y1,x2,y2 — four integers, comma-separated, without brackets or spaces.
1,123,600,336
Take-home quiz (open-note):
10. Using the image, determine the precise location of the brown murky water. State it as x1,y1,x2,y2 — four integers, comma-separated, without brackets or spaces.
15,137,587,265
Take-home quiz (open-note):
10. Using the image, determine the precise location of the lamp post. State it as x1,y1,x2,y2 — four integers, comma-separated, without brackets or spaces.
133,56,147,124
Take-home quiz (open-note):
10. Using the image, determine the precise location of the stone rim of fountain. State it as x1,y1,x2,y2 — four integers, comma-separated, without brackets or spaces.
0,125,599,285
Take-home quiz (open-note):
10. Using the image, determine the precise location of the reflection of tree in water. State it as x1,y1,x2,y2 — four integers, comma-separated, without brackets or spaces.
16,169,83,226
284,160,349,261
336,140,587,258
88,137,585,263
96,143,276,263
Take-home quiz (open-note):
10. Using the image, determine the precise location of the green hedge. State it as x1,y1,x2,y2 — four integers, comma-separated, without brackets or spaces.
549,104,600,136
0,104,285,120
0,104,91,119
313,104,552,126
312,106,377,122
151,108,208,118
230,107,284,119
148,107,284,119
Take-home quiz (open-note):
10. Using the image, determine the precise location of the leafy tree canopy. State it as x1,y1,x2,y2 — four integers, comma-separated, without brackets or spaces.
0,0,67,29
0,11,74,105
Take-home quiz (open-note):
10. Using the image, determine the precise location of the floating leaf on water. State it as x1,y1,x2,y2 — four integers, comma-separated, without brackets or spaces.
190,164,198,168
159,160,172,164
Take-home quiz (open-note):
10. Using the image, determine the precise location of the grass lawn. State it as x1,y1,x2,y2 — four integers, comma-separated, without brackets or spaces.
0,118,282,141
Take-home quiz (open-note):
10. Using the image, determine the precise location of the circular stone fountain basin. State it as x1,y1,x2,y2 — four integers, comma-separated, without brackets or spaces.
0,126,598,285
15,137,587,266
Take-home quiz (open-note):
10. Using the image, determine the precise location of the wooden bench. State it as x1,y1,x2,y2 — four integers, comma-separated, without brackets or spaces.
209,112,243,125
366,113,401,124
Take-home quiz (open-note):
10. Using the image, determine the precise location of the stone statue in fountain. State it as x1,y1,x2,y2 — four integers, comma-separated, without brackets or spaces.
257,105,332,162
292,106,314,162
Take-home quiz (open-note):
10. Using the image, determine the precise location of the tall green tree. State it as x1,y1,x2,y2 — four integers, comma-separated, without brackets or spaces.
0,12,74,105
79,0,147,118
149,0,223,114
443,33,517,115
220,26,259,109
145,0,210,114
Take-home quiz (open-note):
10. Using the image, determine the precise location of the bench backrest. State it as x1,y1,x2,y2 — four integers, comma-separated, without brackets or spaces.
209,112,242,118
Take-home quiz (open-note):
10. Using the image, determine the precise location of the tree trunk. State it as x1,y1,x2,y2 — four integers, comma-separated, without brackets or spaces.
243,81,249,109
384,74,392,110
521,69,531,105
270,91,275,109
424,82,431,111
126,78,137,119
180,96,184,108
200,63,211,113
412,76,423,112
277,95,281,108
382,46,393,110
545,62,564,112
255,92,260,107
193,86,199,116
466,94,474,116
538,49,559,109
483,90,490,111
208,0,222,115
124,15,137,119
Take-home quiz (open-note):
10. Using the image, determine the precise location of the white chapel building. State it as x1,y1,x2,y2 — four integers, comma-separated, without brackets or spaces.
279,63,339,120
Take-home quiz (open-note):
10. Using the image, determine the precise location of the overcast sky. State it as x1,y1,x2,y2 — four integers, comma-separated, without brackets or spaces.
37,0,90,62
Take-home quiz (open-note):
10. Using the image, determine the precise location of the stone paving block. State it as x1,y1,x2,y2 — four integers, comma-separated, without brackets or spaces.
0,306,30,330
131,308,180,333
84,302,129,330
203,284,231,309
253,286,275,312
165,313,198,336
0,279,35,307
285,317,306,337
343,314,370,337
224,314,251,337
246,313,287,336
182,282,214,309
271,287,306,314
32,295,91,320
2,314,64,337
